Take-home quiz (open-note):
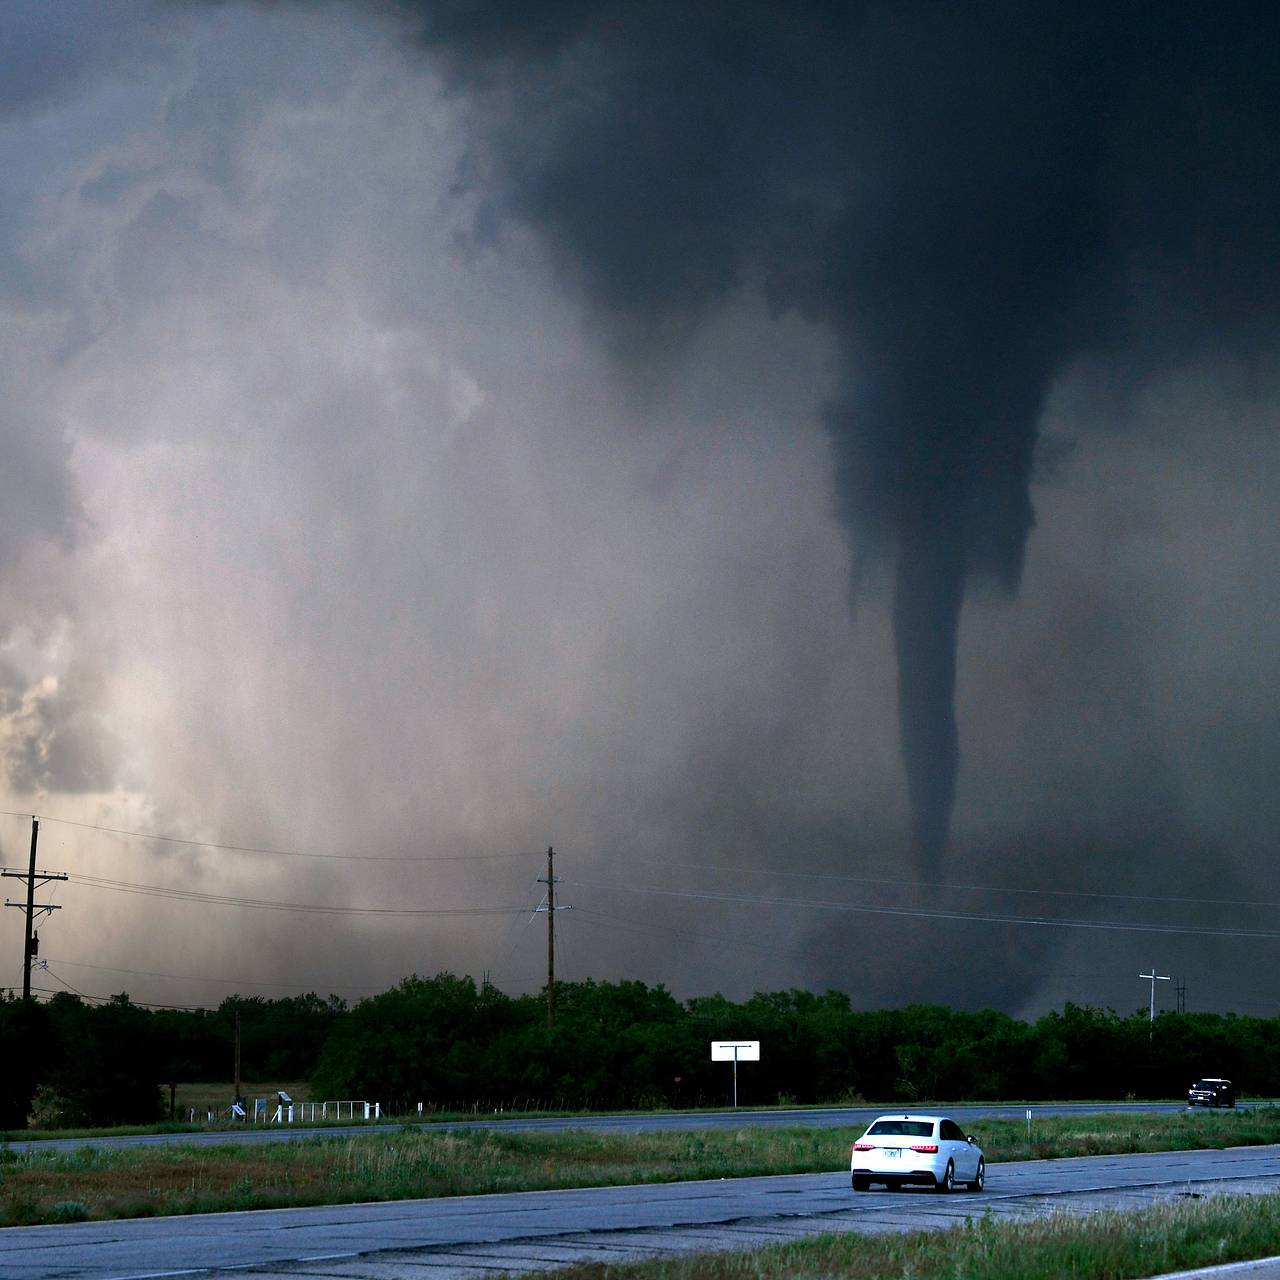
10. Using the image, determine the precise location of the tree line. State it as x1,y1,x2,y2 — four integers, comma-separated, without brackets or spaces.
2,975,1274,1128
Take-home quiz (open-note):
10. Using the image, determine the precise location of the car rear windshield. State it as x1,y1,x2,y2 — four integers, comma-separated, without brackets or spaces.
867,1120,935,1137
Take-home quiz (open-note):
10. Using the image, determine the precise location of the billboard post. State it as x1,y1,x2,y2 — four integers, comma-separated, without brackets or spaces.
711,1040,760,1108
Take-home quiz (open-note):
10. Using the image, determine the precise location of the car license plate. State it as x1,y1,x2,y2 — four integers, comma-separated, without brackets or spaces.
885,1148,900,1158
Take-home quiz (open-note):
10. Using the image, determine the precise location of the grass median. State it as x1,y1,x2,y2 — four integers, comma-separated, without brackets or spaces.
1,1106,1276,1226
530,1193,1280,1280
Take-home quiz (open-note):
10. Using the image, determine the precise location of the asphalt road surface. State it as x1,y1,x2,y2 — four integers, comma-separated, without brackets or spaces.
4,1099,1253,1154
4,1142,1280,1279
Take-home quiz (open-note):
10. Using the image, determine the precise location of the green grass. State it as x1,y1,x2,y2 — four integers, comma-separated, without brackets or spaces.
0,1126,838,1224
525,1192,1280,1280
2,1108,1279,1227
1,1121,209,1143
970,1104,1279,1161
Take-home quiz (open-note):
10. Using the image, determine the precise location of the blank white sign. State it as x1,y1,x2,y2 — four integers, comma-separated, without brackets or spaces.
711,1040,760,1061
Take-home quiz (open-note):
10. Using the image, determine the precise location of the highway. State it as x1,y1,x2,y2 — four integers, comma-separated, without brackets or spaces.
2,1099,1241,1154
3,1141,1280,1279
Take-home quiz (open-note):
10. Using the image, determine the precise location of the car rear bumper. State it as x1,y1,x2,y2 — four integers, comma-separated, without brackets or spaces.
852,1162,944,1184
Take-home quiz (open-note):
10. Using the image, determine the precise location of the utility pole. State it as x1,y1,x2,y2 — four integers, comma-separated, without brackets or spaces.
233,1006,242,1106
3,818,67,1000
535,846,571,1027
1139,966,1170,1023
542,846,556,1027
1176,977,1187,1015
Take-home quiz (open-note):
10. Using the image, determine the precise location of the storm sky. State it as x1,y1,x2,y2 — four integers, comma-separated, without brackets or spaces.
1,0,1278,1017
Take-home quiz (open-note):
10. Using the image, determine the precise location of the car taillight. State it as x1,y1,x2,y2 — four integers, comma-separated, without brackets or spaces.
909,1144,939,1153
853,1142,875,1151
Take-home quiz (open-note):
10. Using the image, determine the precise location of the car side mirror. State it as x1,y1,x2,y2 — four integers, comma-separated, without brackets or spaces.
967,1135,976,1145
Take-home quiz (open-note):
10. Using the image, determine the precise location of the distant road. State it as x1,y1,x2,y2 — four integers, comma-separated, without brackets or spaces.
5,1099,1262,1154
4,1143,1280,1279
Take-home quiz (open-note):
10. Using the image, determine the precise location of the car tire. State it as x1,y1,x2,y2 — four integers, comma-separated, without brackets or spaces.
967,1157,985,1192
852,1175,870,1191
936,1160,955,1193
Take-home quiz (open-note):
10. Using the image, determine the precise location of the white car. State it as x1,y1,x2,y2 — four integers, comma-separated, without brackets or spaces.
850,1113,985,1192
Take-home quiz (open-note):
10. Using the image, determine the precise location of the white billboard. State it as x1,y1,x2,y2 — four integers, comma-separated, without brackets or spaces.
711,1040,760,1061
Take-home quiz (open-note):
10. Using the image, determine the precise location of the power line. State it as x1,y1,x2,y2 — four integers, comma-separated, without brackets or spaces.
42,956,369,994
6,807,1269,908
36,962,93,1002
564,877,1280,941
71,873,535,917
488,872,546,984
620,854,1280,914
5,981,222,1011
572,905,765,955
0,810,542,863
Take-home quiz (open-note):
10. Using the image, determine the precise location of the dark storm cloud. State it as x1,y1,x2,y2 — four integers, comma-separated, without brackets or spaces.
398,0,1280,879
0,0,1275,1016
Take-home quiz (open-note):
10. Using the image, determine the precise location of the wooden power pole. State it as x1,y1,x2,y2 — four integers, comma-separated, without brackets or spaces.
536,846,571,1027
2,818,67,999
542,847,556,1026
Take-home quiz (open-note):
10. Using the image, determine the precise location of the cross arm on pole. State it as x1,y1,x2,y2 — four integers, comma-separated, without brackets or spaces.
5,900,63,918
2,870,68,884
1139,968,1171,1023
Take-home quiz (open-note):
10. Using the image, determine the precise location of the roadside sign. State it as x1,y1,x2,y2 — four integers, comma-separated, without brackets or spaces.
710,1041,760,1107
711,1040,760,1061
